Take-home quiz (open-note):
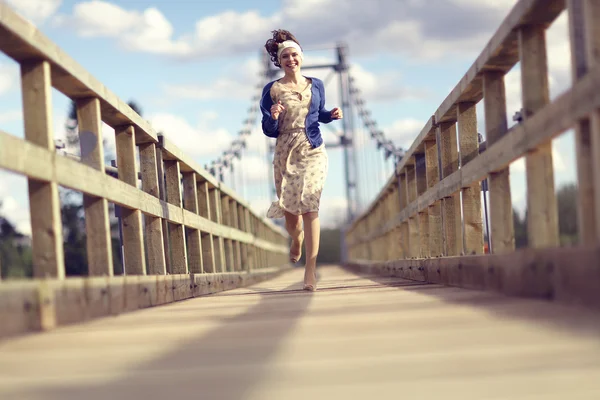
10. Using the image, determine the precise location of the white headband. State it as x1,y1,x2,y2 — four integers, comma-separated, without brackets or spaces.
277,40,303,63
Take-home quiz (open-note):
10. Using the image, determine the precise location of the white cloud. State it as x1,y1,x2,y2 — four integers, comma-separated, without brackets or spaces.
0,110,22,124
55,0,527,62
5,0,62,25
384,118,424,149
0,62,18,97
54,1,190,56
234,154,271,183
148,112,233,159
0,172,31,236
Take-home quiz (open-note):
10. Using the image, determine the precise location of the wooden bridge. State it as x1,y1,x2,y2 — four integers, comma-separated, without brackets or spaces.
1,0,599,398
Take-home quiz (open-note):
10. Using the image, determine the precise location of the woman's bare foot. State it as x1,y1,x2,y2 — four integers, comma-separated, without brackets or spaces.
303,268,317,291
290,231,304,263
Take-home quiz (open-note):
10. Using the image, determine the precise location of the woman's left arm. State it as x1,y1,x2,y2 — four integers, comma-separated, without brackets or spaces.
317,80,333,124
317,80,342,123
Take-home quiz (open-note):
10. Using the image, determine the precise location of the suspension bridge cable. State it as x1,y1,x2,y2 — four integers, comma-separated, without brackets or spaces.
347,74,406,200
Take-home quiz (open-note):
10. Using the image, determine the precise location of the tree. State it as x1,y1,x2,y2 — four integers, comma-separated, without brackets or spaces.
513,183,579,248
513,208,528,248
556,183,578,245
0,201,33,279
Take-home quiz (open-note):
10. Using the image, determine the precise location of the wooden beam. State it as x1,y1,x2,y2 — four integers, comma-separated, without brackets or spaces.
434,0,565,123
198,181,216,273
439,122,462,256
115,125,146,275
76,97,113,276
425,139,443,256
348,62,600,248
183,172,203,274
345,244,600,311
139,143,166,275
20,60,65,279
457,103,484,255
0,3,157,143
519,25,559,248
0,266,290,339
483,71,514,254
165,160,188,274
0,131,288,254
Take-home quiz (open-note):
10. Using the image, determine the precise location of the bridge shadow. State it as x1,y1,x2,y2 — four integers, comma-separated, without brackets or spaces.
20,281,314,400
352,268,600,339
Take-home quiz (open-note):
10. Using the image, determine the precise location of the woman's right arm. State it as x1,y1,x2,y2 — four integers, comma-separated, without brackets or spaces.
260,84,279,138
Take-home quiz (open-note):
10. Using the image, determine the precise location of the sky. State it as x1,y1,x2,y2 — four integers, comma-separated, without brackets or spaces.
0,0,577,236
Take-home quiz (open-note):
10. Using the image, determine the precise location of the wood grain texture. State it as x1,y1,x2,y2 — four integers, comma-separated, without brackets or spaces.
0,2,157,143
116,125,146,275
2,265,599,400
519,25,559,248
77,97,113,276
139,143,166,275
20,61,65,279
165,161,187,274
347,63,600,248
483,71,514,254
457,103,484,255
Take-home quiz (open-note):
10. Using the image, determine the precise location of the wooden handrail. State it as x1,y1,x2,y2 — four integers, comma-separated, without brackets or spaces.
0,3,290,338
345,0,600,309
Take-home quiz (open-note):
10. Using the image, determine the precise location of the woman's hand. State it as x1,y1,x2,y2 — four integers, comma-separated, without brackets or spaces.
271,100,285,120
331,107,343,119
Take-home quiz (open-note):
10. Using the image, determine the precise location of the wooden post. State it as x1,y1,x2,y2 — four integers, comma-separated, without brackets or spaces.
585,0,600,239
115,125,146,275
76,97,113,276
457,102,484,254
483,71,515,254
183,172,203,273
245,209,255,271
398,172,409,258
139,143,167,275
425,139,443,256
209,188,226,272
164,160,188,274
568,0,600,244
221,195,234,272
198,181,216,273
238,203,248,271
231,199,242,271
406,163,420,257
519,25,559,248
155,146,171,274
439,122,462,256
20,60,65,279
415,153,429,258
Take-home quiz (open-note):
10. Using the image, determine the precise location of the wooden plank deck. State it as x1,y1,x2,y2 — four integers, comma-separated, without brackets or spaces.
0,265,599,400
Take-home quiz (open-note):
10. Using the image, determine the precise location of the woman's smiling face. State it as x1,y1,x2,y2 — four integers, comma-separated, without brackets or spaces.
280,47,302,72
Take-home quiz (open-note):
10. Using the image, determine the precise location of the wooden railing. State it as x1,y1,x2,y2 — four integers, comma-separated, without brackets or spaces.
345,0,600,309
0,3,288,338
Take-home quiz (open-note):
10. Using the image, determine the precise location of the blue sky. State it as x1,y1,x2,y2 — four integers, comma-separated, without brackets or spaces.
0,0,576,235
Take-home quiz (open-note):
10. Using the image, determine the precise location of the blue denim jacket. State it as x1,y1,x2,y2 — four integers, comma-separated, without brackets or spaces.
260,77,333,148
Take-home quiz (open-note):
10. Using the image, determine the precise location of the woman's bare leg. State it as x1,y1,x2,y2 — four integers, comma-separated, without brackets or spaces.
302,211,319,289
284,211,303,262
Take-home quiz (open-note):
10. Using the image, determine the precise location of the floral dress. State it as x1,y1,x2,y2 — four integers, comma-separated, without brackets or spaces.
266,79,328,218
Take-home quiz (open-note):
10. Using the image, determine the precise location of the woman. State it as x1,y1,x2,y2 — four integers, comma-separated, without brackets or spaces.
260,29,343,291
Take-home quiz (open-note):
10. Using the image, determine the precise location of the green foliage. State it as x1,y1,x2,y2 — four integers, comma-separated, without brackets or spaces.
0,202,33,279
317,228,341,264
556,183,578,245
512,183,579,248
513,209,528,248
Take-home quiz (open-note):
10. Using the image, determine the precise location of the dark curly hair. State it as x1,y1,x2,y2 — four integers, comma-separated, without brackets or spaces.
264,29,302,68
